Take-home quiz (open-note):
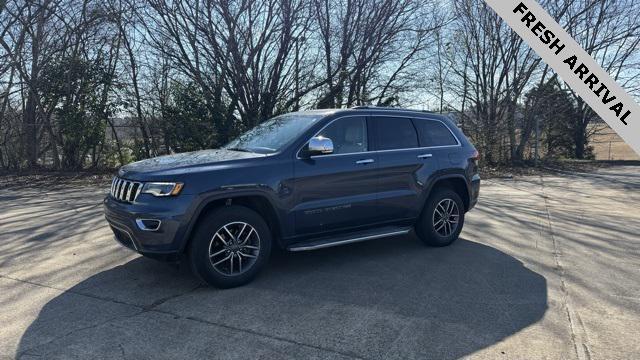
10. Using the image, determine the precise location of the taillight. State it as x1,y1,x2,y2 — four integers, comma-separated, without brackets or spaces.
471,150,480,165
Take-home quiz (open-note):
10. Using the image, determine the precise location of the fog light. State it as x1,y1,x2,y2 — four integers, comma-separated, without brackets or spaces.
136,218,161,231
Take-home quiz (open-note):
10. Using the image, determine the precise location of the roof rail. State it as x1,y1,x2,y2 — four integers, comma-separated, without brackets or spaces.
350,105,435,114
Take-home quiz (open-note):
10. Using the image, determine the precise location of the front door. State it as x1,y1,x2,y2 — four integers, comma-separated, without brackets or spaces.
292,116,379,235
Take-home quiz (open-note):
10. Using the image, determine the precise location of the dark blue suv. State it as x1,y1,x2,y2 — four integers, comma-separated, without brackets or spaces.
104,107,480,287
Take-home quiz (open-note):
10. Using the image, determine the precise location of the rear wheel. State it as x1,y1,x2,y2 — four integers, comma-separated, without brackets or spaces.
189,205,272,288
416,188,465,247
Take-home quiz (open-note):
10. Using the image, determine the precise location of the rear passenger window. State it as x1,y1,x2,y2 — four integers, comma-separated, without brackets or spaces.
373,117,419,150
412,119,458,147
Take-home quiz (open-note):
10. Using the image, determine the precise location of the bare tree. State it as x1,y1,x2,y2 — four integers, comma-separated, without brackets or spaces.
313,0,443,108
560,0,640,158
1,0,638,170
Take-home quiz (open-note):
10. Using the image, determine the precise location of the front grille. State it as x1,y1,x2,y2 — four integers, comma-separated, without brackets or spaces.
110,177,143,203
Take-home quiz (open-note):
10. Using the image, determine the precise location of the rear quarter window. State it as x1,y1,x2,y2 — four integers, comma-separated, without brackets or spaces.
412,119,459,147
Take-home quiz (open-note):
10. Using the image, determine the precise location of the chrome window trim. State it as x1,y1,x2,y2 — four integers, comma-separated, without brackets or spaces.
296,114,461,160
310,151,369,159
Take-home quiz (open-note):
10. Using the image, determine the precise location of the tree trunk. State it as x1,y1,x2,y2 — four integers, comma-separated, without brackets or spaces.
22,0,50,168
574,106,589,159
42,113,60,169
0,146,5,169
123,32,151,157
106,117,125,166
23,92,38,167
574,126,586,159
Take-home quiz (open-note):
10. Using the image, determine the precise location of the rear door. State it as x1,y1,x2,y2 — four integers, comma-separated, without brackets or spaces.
292,116,379,235
372,116,442,222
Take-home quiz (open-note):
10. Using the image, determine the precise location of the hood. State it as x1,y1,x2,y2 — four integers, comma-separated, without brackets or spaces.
119,149,265,176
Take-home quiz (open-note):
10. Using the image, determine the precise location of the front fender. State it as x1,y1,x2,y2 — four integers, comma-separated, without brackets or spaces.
175,187,288,253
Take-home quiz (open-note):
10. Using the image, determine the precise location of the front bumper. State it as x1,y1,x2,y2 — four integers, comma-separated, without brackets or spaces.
103,194,195,261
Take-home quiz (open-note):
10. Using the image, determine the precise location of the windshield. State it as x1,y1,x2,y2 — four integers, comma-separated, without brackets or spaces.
225,114,323,154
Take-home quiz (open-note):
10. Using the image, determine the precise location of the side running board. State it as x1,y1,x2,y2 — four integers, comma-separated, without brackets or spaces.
287,226,412,252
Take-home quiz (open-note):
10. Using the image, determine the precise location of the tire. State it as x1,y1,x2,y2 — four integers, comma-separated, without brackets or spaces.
188,205,272,288
415,188,465,247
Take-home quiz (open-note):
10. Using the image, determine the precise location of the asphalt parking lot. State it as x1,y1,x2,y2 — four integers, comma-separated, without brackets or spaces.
1,166,639,359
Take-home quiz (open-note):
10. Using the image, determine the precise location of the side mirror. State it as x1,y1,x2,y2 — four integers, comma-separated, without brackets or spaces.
307,136,334,156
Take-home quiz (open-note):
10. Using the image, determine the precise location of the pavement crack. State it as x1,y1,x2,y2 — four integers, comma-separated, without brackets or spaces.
142,284,203,311
0,273,145,310
17,309,146,358
539,175,592,360
118,343,127,360
2,274,363,359
178,314,367,360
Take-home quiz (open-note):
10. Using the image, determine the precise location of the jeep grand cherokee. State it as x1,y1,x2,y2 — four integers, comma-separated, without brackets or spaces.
104,107,481,288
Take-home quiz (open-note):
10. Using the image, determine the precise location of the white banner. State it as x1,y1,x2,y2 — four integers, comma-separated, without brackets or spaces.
484,0,640,156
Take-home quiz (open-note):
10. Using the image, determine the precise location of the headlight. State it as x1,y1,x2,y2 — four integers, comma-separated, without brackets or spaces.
141,182,184,197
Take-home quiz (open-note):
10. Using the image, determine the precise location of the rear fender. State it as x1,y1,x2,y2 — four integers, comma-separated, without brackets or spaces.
421,172,471,212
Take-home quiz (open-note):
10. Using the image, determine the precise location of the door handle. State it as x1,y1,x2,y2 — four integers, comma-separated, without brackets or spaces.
417,154,433,159
355,159,375,165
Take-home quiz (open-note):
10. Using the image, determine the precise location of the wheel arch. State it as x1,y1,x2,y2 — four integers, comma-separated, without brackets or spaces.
178,191,285,253
425,174,471,212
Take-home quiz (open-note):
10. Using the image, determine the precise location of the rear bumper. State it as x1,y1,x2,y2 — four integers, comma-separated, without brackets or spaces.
468,174,481,210
103,195,195,261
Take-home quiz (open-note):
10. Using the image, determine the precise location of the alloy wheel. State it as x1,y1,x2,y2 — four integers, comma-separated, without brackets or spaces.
432,198,460,237
208,222,260,276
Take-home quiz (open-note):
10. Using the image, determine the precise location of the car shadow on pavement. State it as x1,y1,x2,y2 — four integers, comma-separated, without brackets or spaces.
16,236,547,359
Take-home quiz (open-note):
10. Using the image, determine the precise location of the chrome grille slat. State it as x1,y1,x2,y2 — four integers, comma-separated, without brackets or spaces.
116,179,123,198
120,182,128,200
117,181,122,199
121,180,126,199
110,177,143,203
134,183,143,200
126,182,134,201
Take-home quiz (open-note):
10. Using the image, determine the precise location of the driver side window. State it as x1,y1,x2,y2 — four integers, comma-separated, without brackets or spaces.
317,117,368,155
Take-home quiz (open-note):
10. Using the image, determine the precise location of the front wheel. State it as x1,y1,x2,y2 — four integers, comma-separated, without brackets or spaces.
189,205,272,288
416,189,465,247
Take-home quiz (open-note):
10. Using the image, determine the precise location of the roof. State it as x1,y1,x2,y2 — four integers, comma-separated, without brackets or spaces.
289,109,340,116
350,106,435,114
295,106,440,116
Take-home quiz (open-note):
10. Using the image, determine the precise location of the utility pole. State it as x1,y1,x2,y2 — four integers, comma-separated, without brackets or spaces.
534,115,540,166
